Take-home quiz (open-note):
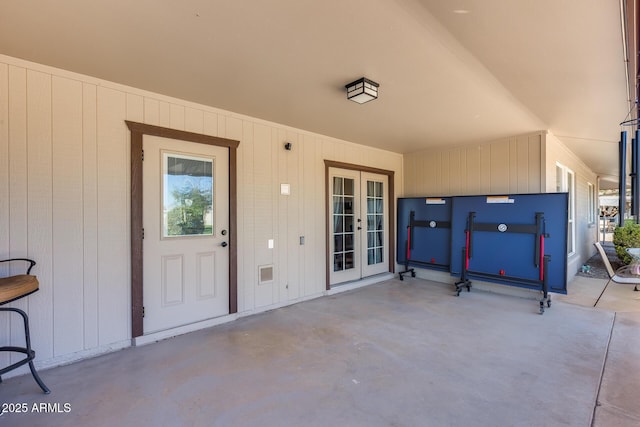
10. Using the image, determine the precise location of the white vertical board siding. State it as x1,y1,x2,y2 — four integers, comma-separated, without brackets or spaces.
241,120,256,311
203,112,218,137
466,146,481,195
159,101,171,128
449,149,462,195
517,136,530,191
126,94,144,123
404,133,543,196
144,98,160,126
490,140,510,194
185,108,204,134
269,128,280,305
7,66,29,372
544,133,598,280
0,54,403,370
277,129,290,303
253,123,274,308
82,83,99,350
286,130,301,300
96,87,129,346
303,134,324,296
169,104,185,130
0,63,10,370
528,135,543,192
52,76,84,356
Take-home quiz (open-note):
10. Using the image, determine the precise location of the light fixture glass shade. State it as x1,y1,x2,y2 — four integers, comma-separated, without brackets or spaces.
345,78,379,104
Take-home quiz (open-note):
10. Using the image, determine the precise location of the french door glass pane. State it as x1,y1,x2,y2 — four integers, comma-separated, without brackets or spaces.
333,196,343,214
333,215,343,233
374,182,383,197
344,216,353,232
366,179,384,265
333,177,356,272
344,178,354,196
344,196,354,214
333,177,343,194
345,234,354,251
344,252,355,269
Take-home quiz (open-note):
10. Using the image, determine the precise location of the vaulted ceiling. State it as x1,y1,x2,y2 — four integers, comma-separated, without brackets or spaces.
0,0,630,187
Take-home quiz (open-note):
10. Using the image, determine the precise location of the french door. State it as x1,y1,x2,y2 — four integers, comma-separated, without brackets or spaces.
329,168,389,285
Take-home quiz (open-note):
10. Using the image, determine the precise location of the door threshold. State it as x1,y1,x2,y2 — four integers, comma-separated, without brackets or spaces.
328,272,394,296
133,313,238,347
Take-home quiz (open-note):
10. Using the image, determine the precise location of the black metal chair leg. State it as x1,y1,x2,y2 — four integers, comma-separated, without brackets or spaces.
17,307,50,394
28,360,50,394
0,307,50,394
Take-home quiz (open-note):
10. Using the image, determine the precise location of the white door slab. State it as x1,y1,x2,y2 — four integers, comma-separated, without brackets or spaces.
143,135,229,334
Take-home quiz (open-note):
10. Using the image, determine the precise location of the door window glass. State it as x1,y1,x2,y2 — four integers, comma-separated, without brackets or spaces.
163,152,214,237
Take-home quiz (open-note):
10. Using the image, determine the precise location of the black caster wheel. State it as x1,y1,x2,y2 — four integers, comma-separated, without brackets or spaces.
411,271,416,278
399,275,404,281
547,300,551,308
539,302,544,315
466,286,471,292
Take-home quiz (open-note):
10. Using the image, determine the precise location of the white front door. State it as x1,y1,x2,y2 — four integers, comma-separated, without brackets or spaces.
329,168,389,285
143,135,229,334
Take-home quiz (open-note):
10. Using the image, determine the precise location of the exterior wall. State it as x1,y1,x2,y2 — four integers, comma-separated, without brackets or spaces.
404,133,543,196
0,55,403,374
544,132,599,280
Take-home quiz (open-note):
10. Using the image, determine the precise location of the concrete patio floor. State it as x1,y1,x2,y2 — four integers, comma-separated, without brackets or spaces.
1,276,639,426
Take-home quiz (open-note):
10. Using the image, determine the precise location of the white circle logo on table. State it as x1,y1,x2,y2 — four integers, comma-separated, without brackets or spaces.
498,223,508,232
429,221,437,228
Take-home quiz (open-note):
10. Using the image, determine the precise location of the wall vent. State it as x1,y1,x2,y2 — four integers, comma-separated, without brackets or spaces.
258,265,274,284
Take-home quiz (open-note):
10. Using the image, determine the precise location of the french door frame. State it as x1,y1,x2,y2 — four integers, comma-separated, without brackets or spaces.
324,160,395,290
127,121,239,338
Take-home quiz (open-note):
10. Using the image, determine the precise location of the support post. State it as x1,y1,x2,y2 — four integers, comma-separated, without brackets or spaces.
620,131,628,227
631,136,637,218
635,130,640,222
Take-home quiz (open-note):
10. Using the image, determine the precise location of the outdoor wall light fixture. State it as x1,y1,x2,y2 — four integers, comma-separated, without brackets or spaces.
345,77,379,104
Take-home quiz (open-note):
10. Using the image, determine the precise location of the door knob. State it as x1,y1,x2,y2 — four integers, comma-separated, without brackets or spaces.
221,242,228,247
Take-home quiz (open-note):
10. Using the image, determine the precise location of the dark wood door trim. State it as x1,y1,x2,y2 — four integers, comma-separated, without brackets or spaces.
324,160,395,291
127,120,239,338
